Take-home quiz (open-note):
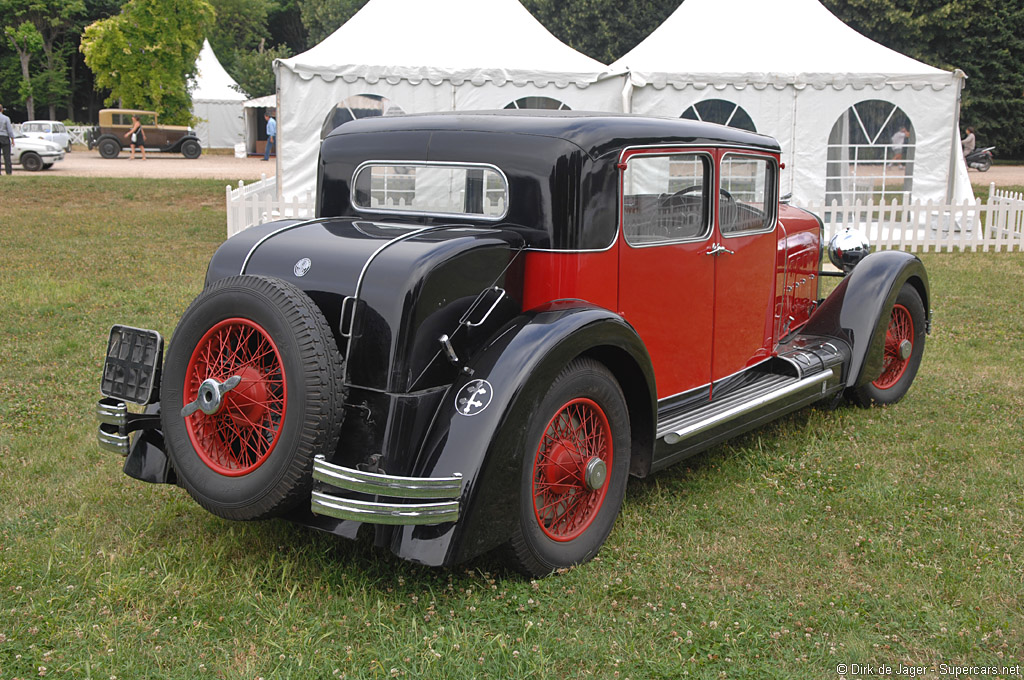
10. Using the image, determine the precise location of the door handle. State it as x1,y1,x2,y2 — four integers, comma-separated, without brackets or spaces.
706,243,735,256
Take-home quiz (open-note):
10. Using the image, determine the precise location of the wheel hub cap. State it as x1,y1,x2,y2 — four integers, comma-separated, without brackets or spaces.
584,457,607,491
898,339,913,361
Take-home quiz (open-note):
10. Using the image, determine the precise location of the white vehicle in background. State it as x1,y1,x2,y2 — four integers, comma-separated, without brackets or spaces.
20,120,73,152
11,131,65,171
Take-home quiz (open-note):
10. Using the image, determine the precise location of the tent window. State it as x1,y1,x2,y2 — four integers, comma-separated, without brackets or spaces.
320,94,405,140
826,100,914,206
681,100,756,133
504,97,570,111
352,162,508,220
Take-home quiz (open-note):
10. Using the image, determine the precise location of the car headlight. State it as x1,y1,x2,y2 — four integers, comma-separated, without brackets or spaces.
827,228,871,273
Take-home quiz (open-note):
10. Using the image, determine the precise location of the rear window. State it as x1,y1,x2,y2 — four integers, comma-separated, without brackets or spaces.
351,162,508,220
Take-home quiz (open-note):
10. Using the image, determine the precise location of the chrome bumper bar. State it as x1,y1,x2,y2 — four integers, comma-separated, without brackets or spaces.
310,455,463,526
97,398,129,456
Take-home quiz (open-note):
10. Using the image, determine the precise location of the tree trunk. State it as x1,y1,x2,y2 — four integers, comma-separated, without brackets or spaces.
18,51,34,120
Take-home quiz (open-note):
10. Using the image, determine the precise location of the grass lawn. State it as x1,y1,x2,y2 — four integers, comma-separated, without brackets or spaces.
1,177,1022,679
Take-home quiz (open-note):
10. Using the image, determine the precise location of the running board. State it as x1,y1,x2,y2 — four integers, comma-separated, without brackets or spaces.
658,369,834,445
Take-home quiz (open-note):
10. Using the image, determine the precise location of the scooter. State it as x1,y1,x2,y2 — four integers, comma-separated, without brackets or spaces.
965,146,995,172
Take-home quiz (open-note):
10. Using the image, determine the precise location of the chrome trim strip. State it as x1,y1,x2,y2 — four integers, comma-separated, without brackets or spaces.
350,160,510,222
97,399,127,427
98,423,129,456
313,457,463,499
620,150,717,249
661,368,834,444
719,151,779,238
311,491,460,525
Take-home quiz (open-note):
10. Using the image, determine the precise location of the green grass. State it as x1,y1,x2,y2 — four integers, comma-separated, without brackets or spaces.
1,177,1022,679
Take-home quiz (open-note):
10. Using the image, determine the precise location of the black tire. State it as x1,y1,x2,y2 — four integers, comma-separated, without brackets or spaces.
65,141,72,152
503,358,630,576
160,275,346,520
42,163,53,170
977,157,991,172
849,283,926,407
98,138,120,159
181,139,202,159
21,152,43,172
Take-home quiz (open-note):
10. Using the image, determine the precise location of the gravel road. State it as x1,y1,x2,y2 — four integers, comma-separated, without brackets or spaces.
40,148,273,182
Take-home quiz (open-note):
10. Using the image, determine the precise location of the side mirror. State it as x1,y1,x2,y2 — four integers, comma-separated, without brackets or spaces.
827,228,871,273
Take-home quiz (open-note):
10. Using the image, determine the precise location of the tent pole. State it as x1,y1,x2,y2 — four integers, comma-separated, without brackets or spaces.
946,69,966,204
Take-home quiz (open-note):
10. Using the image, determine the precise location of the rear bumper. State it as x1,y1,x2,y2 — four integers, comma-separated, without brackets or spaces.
310,455,463,526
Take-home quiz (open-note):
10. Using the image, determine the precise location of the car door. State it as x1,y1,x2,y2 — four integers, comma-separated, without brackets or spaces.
710,152,779,386
617,149,716,400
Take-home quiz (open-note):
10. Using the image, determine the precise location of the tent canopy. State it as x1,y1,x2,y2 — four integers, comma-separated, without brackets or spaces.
612,0,950,89
278,0,609,88
192,39,247,102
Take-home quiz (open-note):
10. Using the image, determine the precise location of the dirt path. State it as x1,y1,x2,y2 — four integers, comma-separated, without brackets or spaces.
973,165,1024,188
42,149,272,182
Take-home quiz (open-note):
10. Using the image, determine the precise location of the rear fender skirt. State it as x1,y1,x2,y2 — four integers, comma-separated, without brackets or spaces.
802,250,929,388
387,303,655,567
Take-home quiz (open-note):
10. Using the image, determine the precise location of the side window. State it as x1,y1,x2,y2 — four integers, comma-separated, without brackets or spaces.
622,152,712,246
719,155,776,235
352,163,508,219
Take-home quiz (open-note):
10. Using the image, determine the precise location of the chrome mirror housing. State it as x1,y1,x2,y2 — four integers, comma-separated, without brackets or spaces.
827,228,871,273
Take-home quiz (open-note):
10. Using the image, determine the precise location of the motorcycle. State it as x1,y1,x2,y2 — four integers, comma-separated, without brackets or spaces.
965,146,995,172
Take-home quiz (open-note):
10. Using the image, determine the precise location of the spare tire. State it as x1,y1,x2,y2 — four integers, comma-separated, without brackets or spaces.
160,276,345,520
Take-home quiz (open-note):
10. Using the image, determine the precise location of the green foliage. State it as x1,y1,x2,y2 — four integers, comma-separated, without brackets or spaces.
268,0,307,54
298,0,367,46
207,0,270,69
80,0,214,124
521,0,678,64
229,43,290,97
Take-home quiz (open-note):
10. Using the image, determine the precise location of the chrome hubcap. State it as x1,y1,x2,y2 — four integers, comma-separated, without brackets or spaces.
584,457,607,491
898,339,913,361
181,375,242,417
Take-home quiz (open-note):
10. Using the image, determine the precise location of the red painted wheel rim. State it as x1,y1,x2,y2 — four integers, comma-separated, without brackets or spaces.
873,303,914,390
184,318,287,476
531,398,612,542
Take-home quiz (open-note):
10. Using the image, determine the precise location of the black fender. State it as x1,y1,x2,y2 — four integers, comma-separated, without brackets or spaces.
164,134,200,153
94,133,122,150
803,250,929,388
388,301,656,567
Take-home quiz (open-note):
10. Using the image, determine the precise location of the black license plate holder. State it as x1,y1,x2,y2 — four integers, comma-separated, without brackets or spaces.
100,325,163,405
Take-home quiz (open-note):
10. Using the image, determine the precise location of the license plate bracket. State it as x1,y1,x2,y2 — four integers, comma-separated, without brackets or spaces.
100,325,163,405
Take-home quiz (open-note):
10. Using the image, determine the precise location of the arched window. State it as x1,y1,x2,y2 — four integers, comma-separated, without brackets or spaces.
826,100,914,205
504,97,571,111
320,94,405,140
681,100,756,132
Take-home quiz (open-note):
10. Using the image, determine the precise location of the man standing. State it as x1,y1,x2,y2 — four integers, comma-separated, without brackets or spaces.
262,111,276,161
0,104,15,175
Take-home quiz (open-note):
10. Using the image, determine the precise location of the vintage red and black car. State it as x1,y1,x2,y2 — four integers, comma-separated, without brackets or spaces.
96,112,929,576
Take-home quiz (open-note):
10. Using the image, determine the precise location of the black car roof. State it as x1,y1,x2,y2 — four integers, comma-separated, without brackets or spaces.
326,110,781,159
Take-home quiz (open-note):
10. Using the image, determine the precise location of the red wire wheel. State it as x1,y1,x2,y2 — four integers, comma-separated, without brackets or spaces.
872,303,914,390
531,397,612,542
184,318,287,476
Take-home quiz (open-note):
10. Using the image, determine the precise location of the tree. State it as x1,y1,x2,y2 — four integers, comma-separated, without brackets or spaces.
521,0,678,64
80,0,214,124
207,0,271,72
298,0,367,46
3,21,42,119
230,41,290,97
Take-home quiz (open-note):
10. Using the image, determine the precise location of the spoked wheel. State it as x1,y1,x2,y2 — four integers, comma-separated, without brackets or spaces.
504,358,629,576
161,276,345,520
850,282,926,407
184,318,287,476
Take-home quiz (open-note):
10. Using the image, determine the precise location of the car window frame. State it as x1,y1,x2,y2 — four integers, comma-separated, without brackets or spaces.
718,151,779,239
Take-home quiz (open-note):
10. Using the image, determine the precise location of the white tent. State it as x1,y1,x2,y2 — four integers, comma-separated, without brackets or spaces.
192,40,247,149
274,0,624,199
610,0,971,207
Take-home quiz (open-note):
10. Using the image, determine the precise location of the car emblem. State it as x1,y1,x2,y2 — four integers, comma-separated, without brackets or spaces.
456,379,493,416
293,258,312,277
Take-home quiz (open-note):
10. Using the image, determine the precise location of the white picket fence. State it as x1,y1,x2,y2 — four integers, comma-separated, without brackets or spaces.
225,176,1024,252
225,175,315,238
